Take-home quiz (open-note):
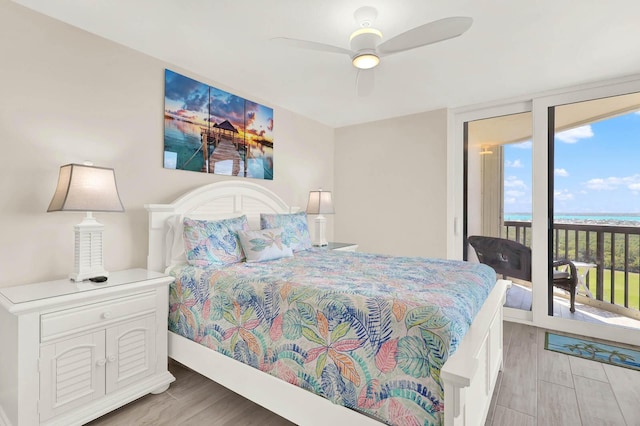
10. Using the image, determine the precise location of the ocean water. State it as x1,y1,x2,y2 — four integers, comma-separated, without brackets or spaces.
164,118,204,172
505,213,640,223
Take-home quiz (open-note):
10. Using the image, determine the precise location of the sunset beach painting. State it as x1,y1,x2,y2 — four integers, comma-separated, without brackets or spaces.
164,69,274,179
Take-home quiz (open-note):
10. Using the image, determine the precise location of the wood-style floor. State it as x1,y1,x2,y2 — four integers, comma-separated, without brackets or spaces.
486,322,640,426
87,360,294,426
88,322,640,426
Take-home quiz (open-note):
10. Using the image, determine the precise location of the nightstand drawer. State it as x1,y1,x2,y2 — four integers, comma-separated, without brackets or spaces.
41,291,156,342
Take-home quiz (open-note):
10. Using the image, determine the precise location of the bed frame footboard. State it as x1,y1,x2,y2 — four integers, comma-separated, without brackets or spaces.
441,279,508,426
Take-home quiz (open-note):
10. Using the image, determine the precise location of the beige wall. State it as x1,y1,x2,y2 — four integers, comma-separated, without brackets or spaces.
334,109,448,258
0,1,334,287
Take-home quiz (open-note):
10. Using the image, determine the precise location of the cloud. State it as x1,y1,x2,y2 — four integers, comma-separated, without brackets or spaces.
503,176,531,207
556,125,594,143
246,128,267,138
554,168,569,177
504,176,527,191
512,140,532,149
506,159,523,168
245,102,258,127
209,92,246,128
504,176,527,190
584,174,640,191
635,111,640,115
182,92,208,112
164,71,209,113
585,178,613,190
554,189,574,201
505,190,525,198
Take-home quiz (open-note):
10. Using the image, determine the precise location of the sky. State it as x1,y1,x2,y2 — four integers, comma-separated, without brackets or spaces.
164,69,274,143
504,110,640,214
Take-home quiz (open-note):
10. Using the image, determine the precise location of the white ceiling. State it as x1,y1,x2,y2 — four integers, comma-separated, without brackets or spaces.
12,0,640,128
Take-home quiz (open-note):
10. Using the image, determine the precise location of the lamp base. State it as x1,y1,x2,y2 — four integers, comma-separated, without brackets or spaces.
311,215,328,247
70,212,109,282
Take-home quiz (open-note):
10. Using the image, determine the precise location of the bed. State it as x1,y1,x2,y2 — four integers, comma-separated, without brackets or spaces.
146,180,508,426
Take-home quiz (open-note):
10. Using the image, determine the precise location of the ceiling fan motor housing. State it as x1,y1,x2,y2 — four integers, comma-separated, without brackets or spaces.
349,28,382,52
350,28,382,69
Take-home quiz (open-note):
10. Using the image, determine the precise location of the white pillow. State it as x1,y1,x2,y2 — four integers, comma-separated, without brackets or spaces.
238,228,293,263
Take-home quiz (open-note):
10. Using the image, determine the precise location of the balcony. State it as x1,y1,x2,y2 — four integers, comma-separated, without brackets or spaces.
503,220,640,328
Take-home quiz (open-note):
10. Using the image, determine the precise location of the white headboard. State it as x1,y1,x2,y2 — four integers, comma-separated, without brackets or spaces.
145,180,292,272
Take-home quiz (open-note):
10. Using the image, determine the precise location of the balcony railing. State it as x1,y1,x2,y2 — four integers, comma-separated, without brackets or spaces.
503,220,640,311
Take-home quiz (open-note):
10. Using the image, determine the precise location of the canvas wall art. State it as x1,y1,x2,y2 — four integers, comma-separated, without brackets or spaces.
163,69,274,180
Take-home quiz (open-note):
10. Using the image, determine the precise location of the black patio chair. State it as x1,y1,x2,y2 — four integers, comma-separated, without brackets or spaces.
467,235,578,314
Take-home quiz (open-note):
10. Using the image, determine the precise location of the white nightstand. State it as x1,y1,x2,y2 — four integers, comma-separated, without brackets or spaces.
0,269,175,426
325,242,358,252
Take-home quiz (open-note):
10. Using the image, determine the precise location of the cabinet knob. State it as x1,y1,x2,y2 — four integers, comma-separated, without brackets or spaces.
96,358,107,367
107,355,117,363
101,312,112,319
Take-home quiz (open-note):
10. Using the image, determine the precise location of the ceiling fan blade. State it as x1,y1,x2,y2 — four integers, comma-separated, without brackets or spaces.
271,37,352,55
377,17,473,56
356,69,375,97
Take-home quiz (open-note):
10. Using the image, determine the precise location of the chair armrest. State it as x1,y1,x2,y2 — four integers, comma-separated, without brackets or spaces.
553,259,577,285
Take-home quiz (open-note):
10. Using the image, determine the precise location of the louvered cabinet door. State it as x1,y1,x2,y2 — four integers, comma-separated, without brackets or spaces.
105,314,156,393
39,330,106,422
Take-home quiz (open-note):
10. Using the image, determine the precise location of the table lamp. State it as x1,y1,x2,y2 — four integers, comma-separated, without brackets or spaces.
306,189,334,246
47,163,125,281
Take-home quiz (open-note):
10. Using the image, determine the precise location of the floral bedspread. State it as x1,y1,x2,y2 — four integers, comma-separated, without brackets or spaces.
168,249,496,426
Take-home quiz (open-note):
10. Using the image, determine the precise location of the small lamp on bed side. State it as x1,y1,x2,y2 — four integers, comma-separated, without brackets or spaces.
306,189,334,247
47,163,125,281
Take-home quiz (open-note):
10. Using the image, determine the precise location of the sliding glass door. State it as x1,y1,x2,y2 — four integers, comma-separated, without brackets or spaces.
547,93,640,325
532,80,640,345
455,77,640,344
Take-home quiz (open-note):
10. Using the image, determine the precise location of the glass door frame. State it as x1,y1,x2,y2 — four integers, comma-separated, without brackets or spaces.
532,78,640,345
451,101,533,323
451,75,640,343
447,101,531,261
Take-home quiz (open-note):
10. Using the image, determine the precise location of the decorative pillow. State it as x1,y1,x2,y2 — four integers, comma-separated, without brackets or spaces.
183,216,249,266
260,212,312,252
238,228,293,263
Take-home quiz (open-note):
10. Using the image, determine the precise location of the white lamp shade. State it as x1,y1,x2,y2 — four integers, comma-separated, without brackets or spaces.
48,164,124,212
306,190,335,215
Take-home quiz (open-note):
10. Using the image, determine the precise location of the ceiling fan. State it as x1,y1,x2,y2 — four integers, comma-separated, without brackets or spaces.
272,6,472,96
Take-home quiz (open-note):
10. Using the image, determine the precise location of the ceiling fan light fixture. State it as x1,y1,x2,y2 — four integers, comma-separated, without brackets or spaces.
352,53,380,70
